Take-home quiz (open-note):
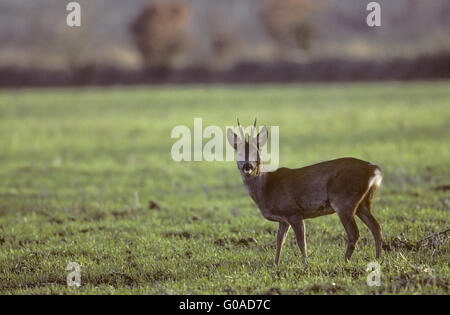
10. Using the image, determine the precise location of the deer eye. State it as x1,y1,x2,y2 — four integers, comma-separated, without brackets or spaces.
242,163,253,172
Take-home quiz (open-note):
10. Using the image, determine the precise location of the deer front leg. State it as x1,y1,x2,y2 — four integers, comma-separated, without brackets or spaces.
288,215,307,264
274,222,290,265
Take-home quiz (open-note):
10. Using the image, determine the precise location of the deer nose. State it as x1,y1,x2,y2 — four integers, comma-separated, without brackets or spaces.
243,163,253,173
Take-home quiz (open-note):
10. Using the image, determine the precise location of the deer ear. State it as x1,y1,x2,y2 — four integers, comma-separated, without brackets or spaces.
227,128,238,150
257,126,268,148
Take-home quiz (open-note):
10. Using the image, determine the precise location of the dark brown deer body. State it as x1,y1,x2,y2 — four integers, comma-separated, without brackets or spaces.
227,121,383,264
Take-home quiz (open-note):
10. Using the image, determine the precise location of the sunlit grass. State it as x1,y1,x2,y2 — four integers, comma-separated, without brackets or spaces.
0,82,448,294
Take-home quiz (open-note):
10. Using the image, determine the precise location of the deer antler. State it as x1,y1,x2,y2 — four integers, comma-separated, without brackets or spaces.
250,118,257,139
237,118,246,141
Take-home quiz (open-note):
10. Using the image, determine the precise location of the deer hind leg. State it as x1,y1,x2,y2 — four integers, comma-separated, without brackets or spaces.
357,187,383,258
330,198,361,262
337,211,360,262
274,222,290,265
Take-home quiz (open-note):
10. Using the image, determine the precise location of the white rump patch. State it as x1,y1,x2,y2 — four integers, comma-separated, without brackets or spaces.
368,168,383,188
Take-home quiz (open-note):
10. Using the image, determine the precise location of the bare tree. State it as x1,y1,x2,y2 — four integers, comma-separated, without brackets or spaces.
130,2,190,69
261,0,317,58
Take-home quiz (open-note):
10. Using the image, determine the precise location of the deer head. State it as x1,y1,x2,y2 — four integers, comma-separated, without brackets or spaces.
227,119,268,177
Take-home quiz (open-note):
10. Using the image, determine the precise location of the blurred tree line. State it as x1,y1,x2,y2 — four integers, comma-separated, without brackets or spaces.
0,0,449,74
130,0,318,69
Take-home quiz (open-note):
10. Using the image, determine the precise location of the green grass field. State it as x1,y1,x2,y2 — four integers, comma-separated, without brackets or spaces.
0,82,449,294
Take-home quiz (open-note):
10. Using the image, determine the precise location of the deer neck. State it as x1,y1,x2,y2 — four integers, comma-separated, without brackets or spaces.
241,172,267,205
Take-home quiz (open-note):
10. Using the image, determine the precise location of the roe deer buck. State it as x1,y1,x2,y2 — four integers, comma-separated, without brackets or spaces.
227,119,383,264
